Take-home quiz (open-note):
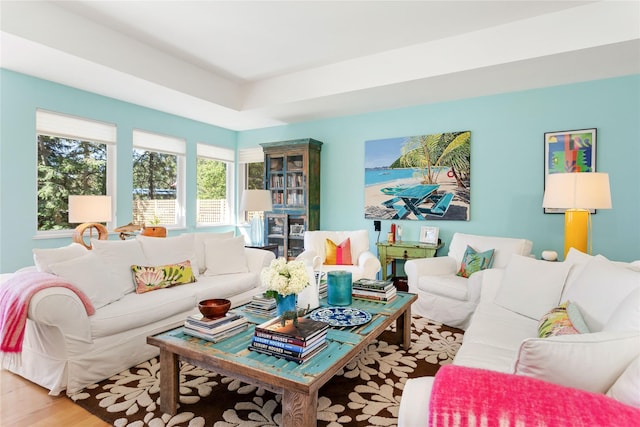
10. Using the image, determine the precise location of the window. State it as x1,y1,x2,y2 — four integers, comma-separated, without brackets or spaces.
36,110,116,233
197,144,234,225
238,147,265,223
133,130,185,227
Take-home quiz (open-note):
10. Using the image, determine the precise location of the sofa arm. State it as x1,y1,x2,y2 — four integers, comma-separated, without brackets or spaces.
357,251,381,279
423,365,640,427
296,249,320,267
398,376,434,427
244,247,276,274
28,287,93,344
405,256,457,288
469,268,504,302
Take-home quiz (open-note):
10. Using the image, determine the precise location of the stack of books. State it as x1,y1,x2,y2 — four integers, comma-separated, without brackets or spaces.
249,316,329,364
183,311,248,342
243,294,278,317
352,278,397,303
315,271,328,299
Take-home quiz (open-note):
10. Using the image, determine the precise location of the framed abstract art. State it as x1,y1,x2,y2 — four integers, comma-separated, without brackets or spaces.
544,128,597,214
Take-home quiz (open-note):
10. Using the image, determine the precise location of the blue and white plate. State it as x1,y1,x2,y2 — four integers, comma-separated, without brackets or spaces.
310,307,372,327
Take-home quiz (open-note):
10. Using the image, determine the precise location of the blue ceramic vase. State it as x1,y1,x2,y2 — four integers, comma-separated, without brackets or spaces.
275,293,297,316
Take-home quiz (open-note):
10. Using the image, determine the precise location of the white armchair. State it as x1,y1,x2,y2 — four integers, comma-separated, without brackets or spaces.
405,232,533,329
296,230,381,281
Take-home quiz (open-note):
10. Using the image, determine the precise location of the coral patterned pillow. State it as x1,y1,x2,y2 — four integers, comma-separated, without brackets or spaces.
132,260,196,294
456,245,495,278
538,301,590,338
325,238,353,265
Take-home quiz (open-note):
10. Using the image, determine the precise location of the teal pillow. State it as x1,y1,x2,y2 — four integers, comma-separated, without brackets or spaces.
456,245,495,278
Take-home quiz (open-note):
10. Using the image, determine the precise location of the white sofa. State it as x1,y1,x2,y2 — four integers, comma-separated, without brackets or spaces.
296,230,381,280
1,232,275,396
405,232,533,329
399,248,640,426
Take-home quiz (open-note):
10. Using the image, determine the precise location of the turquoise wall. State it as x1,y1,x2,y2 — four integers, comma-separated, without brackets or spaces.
0,70,236,273
1,69,639,273
238,75,640,263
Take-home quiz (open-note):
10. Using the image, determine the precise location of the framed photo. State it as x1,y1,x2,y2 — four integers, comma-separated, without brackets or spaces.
419,226,439,245
289,224,305,236
544,128,596,214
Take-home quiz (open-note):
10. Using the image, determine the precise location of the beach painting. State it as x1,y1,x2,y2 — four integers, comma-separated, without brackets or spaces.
364,131,470,221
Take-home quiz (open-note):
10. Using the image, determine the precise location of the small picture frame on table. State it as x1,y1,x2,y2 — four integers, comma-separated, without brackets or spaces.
419,226,439,245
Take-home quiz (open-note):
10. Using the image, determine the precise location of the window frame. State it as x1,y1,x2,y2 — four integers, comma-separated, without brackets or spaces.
132,129,186,229
237,147,265,224
196,143,235,227
35,109,116,238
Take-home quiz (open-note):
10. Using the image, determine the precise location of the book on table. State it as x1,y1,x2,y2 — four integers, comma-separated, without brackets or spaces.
352,278,394,292
183,323,249,343
254,316,329,344
243,295,278,316
248,341,328,364
186,311,244,328
352,286,397,302
184,314,248,335
250,334,326,357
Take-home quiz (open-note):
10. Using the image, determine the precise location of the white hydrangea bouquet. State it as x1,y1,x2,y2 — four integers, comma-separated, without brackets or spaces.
260,258,309,297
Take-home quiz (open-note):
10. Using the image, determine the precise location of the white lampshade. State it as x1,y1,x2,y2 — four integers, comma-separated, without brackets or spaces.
241,190,273,212
543,172,612,210
68,195,112,223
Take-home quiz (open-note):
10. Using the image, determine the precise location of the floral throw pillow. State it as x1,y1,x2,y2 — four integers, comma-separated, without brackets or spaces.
132,260,196,294
325,238,353,265
538,301,590,338
456,245,495,278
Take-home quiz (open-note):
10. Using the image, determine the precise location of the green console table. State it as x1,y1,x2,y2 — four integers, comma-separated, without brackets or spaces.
376,240,442,281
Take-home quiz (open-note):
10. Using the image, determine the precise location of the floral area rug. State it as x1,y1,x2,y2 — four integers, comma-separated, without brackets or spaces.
70,316,464,427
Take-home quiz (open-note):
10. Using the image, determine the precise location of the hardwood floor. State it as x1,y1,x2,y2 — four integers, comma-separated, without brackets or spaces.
1,369,110,427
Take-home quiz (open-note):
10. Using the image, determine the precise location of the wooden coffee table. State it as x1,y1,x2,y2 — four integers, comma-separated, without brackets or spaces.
147,292,417,427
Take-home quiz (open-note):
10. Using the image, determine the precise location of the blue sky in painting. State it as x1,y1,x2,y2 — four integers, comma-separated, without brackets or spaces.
364,136,409,168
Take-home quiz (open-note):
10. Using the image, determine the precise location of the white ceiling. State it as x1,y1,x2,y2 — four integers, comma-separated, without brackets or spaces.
1,1,639,131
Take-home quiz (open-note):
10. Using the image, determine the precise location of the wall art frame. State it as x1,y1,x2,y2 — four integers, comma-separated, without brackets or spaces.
364,131,471,221
419,226,439,245
544,128,597,214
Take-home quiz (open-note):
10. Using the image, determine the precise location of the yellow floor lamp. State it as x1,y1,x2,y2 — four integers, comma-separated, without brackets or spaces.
542,172,612,258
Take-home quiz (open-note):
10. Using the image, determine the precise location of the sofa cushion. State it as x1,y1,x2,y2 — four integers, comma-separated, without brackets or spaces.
33,243,87,273
91,238,148,294
494,254,571,320
138,234,199,277
607,356,640,408
203,236,248,276
454,302,538,371
456,245,494,278
419,275,469,300
49,253,124,309
131,260,196,294
325,238,352,265
512,331,640,393
562,257,640,332
89,285,197,337
538,301,590,338
303,230,369,266
447,233,532,269
603,287,640,333
193,273,259,301
192,231,235,273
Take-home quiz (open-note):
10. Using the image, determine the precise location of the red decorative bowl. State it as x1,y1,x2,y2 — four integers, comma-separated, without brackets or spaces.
198,298,231,319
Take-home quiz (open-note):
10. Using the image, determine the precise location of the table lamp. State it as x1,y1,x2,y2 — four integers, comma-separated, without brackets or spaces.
69,195,112,249
542,172,611,257
241,189,272,246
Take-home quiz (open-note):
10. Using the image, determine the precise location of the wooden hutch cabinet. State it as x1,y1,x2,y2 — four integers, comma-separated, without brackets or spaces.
260,138,322,259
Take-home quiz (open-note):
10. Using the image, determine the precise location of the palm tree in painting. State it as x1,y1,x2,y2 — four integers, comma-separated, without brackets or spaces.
398,131,470,188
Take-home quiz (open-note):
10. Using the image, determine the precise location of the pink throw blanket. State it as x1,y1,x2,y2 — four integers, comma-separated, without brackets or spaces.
0,271,95,355
429,365,640,427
